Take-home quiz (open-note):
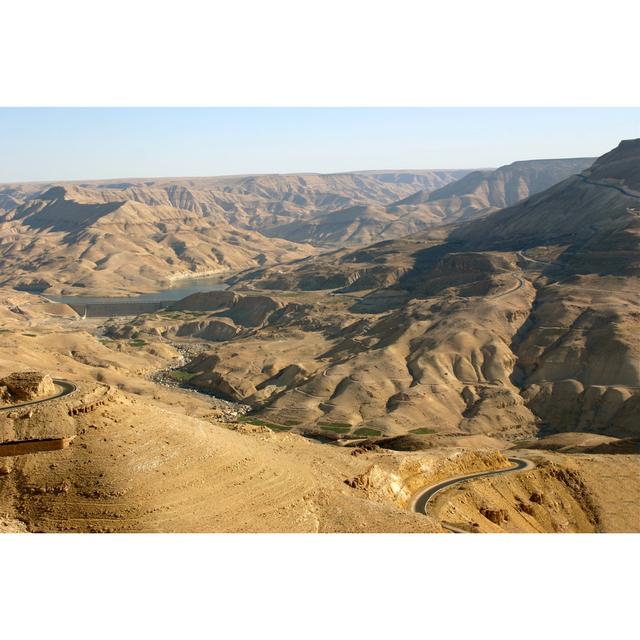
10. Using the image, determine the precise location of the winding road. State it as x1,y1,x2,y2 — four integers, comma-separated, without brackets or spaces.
413,456,535,530
0,379,77,413
516,250,551,268
491,274,526,298
578,174,640,199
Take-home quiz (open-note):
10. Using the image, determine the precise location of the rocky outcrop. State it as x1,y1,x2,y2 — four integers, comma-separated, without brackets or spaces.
175,318,239,341
66,385,115,416
0,371,56,403
0,401,75,446
0,383,114,456
170,290,239,312
480,507,510,525
171,291,282,328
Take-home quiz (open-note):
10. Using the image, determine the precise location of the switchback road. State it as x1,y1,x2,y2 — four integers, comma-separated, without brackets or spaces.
413,456,535,528
491,274,525,298
0,379,77,412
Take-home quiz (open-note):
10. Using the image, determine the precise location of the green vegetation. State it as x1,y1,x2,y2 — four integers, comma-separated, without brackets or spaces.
318,423,352,434
160,310,196,318
238,416,269,426
353,427,382,437
129,338,147,347
167,370,195,382
22,333,37,337
237,416,291,432
409,427,436,435
266,424,292,432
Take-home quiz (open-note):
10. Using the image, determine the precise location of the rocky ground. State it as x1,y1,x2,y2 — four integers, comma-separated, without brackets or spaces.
0,141,638,533
0,291,637,533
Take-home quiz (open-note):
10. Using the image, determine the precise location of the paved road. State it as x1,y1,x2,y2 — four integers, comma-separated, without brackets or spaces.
491,274,525,299
0,379,77,412
413,456,535,526
516,250,551,267
578,174,640,199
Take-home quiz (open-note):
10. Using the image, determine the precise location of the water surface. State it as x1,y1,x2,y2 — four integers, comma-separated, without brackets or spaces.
48,276,229,306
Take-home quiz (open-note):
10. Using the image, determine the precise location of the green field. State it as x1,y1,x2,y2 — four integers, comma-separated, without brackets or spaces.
238,416,292,432
408,427,436,435
353,427,382,437
318,423,352,434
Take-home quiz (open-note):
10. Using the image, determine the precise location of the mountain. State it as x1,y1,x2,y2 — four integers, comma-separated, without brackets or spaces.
261,157,595,246
144,141,638,440
400,157,595,211
1,144,637,534
2,169,468,230
0,160,592,295
0,170,468,295
262,204,415,247
451,142,640,275
0,184,315,295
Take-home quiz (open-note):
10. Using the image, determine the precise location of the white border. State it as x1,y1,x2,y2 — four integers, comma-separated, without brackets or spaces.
2,0,640,106
1,2,638,637
2,534,638,639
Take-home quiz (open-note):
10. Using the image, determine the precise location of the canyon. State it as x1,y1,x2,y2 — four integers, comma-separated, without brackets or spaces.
0,142,637,533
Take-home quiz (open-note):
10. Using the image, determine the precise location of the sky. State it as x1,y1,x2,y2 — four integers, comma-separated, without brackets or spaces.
0,107,638,183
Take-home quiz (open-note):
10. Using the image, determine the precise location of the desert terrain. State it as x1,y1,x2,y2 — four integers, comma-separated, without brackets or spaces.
0,142,638,533
0,160,590,294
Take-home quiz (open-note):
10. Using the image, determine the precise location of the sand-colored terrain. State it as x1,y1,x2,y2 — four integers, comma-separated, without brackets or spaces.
428,451,639,533
123,141,636,440
0,160,593,294
0,170,467,295
0,141,638,533
270,157,594,246
0,289,636,533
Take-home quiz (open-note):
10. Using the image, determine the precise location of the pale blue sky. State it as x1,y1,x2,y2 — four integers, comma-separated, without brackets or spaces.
0,108,638,183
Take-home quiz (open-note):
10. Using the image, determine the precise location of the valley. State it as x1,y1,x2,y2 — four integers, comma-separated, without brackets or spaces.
0,141,638,533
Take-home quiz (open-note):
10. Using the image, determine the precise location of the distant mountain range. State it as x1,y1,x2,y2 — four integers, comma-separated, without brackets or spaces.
0,170,466,294
0,159,595,294
259,157,594,246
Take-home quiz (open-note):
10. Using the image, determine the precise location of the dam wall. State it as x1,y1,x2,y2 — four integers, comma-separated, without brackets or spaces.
68,301,170,317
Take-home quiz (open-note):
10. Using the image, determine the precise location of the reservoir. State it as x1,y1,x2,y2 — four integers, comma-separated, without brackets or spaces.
46,275,229,317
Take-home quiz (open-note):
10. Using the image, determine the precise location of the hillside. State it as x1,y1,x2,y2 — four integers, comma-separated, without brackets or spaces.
0,160,594,294
0,170,468,295
0,142,638,534
0,288,636,533
262,157,594,246
0,185,315,295
401,157,594,212
125,141,639,440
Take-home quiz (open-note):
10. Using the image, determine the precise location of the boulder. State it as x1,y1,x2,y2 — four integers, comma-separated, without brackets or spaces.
0,371,56,402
